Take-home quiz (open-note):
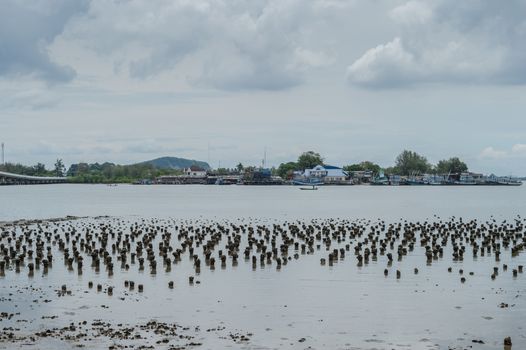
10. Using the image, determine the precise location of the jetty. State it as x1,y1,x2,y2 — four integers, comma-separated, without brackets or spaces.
0,171,68,185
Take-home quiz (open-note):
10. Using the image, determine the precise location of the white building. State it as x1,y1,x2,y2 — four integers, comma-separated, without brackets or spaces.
183,166,207,177
303,165,348,183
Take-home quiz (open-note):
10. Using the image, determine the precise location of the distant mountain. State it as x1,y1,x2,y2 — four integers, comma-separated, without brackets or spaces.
138,157,210,170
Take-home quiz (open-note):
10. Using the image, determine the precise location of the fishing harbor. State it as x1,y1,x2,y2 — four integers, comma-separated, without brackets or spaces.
0,149,523,187
154,165,523,186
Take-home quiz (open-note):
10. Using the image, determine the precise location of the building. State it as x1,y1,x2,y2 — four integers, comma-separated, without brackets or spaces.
301,165,349,184
156,165,208,184
183,166,207,177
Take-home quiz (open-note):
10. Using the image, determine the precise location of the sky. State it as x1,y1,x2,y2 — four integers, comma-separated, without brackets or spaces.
1,0,526,175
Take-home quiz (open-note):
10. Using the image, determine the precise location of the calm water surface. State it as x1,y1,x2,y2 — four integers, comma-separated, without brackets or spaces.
0,184,525,350
1,184,525,221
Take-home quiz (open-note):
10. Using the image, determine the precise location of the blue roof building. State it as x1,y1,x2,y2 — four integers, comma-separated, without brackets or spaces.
302,165,348,183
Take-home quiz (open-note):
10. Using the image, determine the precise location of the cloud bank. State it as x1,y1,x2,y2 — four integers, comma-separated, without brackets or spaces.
64,0,342,91
0,0,88,83
479,144,526,160
347,0,526,88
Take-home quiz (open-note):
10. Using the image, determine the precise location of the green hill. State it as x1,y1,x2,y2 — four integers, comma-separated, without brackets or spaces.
138,157,210,170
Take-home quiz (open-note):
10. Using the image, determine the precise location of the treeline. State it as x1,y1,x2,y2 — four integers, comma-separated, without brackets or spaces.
67,162,181,183
275,150,468,179
0,159,182,183
384,150,468,176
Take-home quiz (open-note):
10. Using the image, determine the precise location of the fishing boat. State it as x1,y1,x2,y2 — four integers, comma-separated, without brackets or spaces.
454,173,477,185
406,177,426,185
293,179,323,186
371,171,389,185
497,176,523,186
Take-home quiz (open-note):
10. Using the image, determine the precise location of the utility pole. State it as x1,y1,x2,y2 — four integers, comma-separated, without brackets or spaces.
1,142,4,165
207,142,210,166
262,146,267,169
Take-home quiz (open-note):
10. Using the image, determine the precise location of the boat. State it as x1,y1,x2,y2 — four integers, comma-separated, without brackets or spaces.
371,171,389,185
293,179,323,186
428,174,448,185
427,180,444,185
497,176,523,186
455,173,477,185
406,178,426,185
300,185,318,190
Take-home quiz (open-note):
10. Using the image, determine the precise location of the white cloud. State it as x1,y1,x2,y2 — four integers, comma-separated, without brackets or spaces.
512,143,526,154
60,0,346,91
347,0,526,88
346,37,418,87
479,144,526,160
389,1,432,25
479,147,508,160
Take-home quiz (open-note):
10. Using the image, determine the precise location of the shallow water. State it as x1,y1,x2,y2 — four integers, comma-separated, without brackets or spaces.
1,183,526,221
0,185,525,349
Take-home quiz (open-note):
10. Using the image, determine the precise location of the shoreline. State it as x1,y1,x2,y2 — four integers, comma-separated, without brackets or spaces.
1,182,524,187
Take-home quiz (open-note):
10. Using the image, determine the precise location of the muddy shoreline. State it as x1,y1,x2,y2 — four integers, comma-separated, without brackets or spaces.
1,216,524,349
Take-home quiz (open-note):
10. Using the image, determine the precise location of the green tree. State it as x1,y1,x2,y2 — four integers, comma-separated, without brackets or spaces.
383,166,396,175
343,164,364,172
33,163,47,176
435,157,468,174
277,162,298,179
394,150,431,175
344,161,381,174
297,151,324,170
236,162,244,173
0,162,36,175
77,163,90,175
54,159,66,177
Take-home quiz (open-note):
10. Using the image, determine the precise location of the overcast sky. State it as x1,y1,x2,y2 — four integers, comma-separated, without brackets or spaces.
1,0,526,175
